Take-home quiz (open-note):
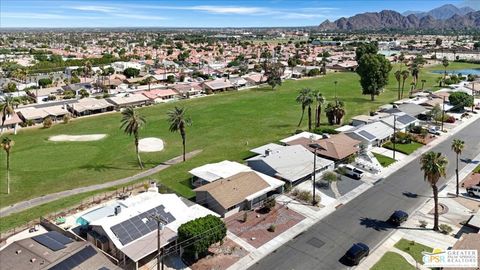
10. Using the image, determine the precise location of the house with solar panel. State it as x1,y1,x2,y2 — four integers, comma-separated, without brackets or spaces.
0,230,120,270
345,121,394,148
73,191,217,269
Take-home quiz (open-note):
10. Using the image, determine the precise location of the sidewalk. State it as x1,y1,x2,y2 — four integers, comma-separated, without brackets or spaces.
227,113,480,270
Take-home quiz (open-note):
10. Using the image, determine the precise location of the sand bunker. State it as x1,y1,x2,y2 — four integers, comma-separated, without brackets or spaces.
49,134,107,142
139,137,164,152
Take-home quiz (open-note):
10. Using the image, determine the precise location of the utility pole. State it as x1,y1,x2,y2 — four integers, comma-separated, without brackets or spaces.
309,140,325,206
393,114,396,160
149,214,167,270
441,96,446,131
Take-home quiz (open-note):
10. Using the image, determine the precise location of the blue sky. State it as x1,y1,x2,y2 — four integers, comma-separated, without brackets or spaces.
0,0,474,28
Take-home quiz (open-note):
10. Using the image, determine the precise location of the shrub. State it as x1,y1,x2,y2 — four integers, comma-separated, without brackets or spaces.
419,220,427,228
38,78,52,87
242,212,248,223
262,197,276,213
178,215,226,260
445,115,456,123
313,127,340,135
62,114,71,124
391,132,413,144
268,224,276,232
307,68,320,77
43,117,53,128
410,125,423,134
439,224,453,235
449,92,474,111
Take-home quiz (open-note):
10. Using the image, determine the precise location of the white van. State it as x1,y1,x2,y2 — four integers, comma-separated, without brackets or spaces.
343,165,365,179
467,186,480,197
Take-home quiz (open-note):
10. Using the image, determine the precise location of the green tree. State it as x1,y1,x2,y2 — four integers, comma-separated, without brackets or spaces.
38,78,53,87
400,70,409,99
167,106,191,162
177,215,226,260
265,62,284,89
5,82,17,93
325,100,346,125
296,88,313,128
322,171,340,187
123,67,140,78
442,57,449,80
355,42,378,61
451,139,464,197
394,70,401,100
420,151,448,231
356,53,392,101
1,137,14,194
449,92,474,111
312,90,325,128
120,106,146,169
0,95,16,129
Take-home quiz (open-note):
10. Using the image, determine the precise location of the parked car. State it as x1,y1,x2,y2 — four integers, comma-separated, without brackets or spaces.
344,243,370,265
428,127,441,135
388,210,409,226
343,165,364,179
466,186,480,197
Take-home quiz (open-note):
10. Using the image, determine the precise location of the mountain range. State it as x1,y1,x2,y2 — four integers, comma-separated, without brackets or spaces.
319,4,479,31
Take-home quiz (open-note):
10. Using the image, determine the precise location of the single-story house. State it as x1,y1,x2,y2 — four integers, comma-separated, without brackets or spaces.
189,160,251,186
139,89,180,103
351,112,390,127
380,113,419,132
78,191,217,269
194,171,284,217
0,112,22,133
203,79,234,92
286,133,361,162
31,86,62,103
68,98,115,116
17,107,49,124
345,121,394,148
243,73,267,85
247,144,334,184
106,94,152,109
0,231,120,270
171,83,203,98
229,77,248,88
42,105,70,121
384,103,428,118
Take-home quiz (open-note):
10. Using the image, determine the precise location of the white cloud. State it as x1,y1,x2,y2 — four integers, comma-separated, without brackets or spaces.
0,12,94,19
277,12,327,19
71,5,122,13
114,13,167,20
187,5,269,15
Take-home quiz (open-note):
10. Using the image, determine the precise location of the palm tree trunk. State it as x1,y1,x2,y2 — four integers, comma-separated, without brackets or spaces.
181,130,186,162
432,184,439,231
6,152,10,194
315,105,321,128
401,80,405,99
308,106,312,131
135,136,143,169
297,107,305,127
397,81,401,100
456,154,459,197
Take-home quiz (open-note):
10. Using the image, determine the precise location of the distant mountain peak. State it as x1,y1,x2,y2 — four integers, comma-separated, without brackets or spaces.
402,3,477,20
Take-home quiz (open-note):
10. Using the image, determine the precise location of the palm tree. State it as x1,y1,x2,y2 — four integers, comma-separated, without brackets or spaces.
120,106,146,169
394,70,401,100
442,57,449,80
451,139,464,197
144,75,154,91
400,70,409,99
420,151,448,231
410,64,419,88
1,96,15,131
167,106,191,162
312,90,325,128
1,137,14,194
296,88,313,128
421,79,427,90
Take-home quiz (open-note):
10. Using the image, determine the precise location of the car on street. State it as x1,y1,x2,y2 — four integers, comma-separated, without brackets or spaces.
388,210,409,226
428,127,441,135
466,186,480,197
343,242,370,265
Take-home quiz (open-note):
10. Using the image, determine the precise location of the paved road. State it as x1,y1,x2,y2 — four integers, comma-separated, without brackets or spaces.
250,118,480,270
0,150,202,217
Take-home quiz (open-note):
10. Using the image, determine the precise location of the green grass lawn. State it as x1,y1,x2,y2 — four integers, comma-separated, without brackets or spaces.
383,141,423,155
473,164,480,174
370,251,415,270
372,152,396,167
0,62,477,222
394,239,433,264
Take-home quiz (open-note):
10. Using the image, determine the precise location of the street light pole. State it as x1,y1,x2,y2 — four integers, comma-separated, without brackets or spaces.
441,96,446,131
393,114,396,160
309,142,325,206
150,215,167,270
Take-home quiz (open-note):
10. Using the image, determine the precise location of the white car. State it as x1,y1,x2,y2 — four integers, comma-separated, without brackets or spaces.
467,186,480,197
342,165,365,179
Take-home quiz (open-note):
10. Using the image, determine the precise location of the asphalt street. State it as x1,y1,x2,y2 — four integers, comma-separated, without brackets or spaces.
250,118,480,270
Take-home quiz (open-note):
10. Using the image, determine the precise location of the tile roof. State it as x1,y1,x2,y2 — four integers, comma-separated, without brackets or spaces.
287,134,360,160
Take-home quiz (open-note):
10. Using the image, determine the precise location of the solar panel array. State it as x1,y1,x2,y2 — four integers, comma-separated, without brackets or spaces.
32,231,73,251
358,130,376,140
48,245,97,270
110,205,175,245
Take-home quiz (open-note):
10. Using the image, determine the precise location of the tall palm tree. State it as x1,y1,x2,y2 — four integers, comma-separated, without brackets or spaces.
1,137,14,194
120,106,146,169
296,88,313,128
420,151,448,231
410,64,419,88
394,70,401,100
400,70,409,99
144,75,154,91
167,106,191,162
442,57,449,80
1,95,15,131
451,139,464,197
312,90,325,128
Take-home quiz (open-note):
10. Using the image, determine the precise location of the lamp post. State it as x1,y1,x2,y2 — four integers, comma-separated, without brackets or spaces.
441,96,446,132
309,141,326,206
392,114,396,160
149,215,167,270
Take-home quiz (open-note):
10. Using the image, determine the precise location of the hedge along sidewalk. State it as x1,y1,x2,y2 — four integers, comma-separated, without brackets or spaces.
0,150,202,217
